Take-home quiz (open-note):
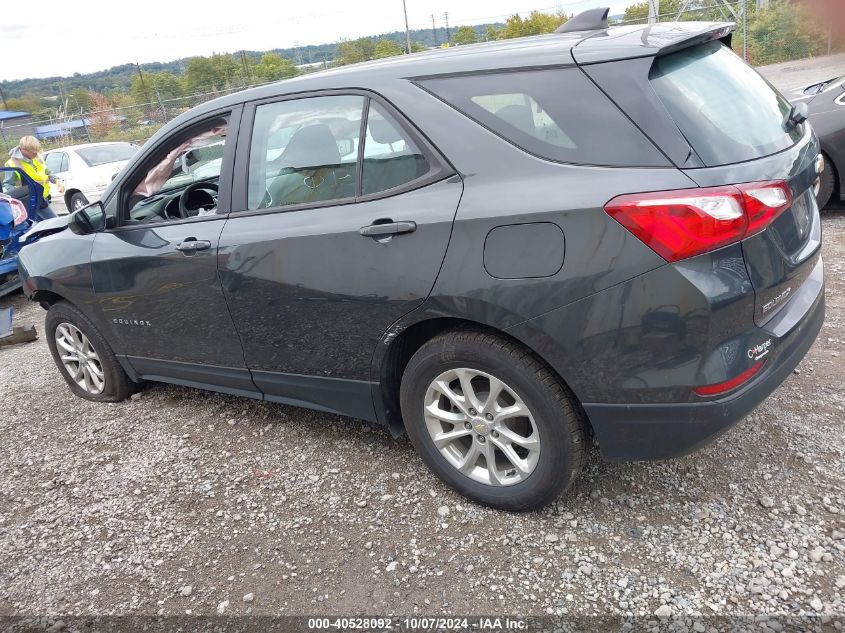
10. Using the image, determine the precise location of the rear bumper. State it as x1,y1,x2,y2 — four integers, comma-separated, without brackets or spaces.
583,277,825,461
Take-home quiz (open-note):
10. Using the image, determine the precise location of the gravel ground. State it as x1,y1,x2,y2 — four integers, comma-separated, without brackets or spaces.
0,212,843,627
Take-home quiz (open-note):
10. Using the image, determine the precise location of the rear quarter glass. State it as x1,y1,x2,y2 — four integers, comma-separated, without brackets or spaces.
649,41,802,166
418,67,669,168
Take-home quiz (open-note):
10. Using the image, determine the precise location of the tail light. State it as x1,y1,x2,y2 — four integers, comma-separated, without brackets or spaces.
8,198,28,226
693,360,766,397
605,181,792,262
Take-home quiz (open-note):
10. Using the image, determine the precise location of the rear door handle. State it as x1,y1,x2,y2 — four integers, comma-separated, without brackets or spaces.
176,239,211,252
359,220,417,237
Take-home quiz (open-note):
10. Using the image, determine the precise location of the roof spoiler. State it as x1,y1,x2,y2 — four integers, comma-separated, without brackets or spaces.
555,7,609,33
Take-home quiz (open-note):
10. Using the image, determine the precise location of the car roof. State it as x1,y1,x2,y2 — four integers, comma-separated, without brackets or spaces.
45,141,136,154
150,19,732,140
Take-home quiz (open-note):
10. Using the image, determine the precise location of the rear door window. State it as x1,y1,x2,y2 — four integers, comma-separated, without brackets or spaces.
362,102,430,196
649,41,802,166
246,95,364,210
419,68,668,167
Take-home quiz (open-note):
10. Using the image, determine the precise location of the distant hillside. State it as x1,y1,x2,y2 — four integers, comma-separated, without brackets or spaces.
0,23,496,99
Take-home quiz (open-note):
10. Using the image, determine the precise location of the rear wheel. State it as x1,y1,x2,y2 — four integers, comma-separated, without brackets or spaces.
46,302,135,402
400,330,589,511
817,155,836,210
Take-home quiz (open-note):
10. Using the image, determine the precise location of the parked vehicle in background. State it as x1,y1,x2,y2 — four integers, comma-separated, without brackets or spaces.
44,142,139,214
789,74,845,210
19,10,825,511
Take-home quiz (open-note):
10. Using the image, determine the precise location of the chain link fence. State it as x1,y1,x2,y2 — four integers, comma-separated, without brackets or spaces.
618,0,840,66
0,81,279,155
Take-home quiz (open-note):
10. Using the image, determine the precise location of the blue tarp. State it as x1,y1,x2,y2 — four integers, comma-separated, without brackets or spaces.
34,119,91,139
0,111,30,122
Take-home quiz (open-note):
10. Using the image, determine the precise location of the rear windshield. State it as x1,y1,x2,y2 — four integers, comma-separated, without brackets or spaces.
419,68,668,167
650,42,802,167
76,143,139,167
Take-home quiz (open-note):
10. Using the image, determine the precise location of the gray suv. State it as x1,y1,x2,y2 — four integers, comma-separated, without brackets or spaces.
20,10,825,510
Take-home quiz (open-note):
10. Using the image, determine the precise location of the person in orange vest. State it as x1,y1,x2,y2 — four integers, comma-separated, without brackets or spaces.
3,135,57,220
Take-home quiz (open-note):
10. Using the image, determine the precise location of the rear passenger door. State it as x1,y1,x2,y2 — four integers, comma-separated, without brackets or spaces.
219,92,462,418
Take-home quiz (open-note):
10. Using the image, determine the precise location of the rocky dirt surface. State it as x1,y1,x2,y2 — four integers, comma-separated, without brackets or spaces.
0,213,843,628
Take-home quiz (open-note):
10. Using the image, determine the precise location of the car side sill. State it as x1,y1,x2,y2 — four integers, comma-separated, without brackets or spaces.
252,370,379,423
121,356,380,423
124,356,260,399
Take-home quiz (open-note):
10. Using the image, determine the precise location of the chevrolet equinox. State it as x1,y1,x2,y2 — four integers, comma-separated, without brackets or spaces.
20,10,825,510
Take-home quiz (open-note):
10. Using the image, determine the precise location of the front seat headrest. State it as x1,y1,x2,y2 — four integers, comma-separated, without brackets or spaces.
280,124,341,170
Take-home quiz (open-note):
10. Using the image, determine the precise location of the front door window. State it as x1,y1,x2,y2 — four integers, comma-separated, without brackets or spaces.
123,116,229,224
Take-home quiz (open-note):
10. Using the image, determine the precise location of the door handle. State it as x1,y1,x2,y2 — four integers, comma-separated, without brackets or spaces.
176,239,211,252
359,220,417,237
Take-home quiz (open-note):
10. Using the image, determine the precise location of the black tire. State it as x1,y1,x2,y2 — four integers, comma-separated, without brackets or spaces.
817,155,836,211
400,330,589,512
45,301,135,402
69,192,89,213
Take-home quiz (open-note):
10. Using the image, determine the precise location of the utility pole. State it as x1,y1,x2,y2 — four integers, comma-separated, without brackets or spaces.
154,88,167,121
742,0,748,61
402,0,412,54
443,11,451,43
239,51,251,84
136,63,148,99
0,84,7,110
431,13,438,46
647,0,659,24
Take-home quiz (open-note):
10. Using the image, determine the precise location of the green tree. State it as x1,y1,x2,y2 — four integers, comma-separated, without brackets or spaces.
131,75,154,106
253,53,297,82
484,25,501,41
336,37,376,65
184,54,241,92
746,0,823,64
5,94,49,114
373,39,405,58
498,11,568,39
152,72,184,100
452,26,478,45
69,88,93,112
410,41,428,52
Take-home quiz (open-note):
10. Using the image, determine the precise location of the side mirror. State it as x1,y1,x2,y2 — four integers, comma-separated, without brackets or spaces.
69,201,106,235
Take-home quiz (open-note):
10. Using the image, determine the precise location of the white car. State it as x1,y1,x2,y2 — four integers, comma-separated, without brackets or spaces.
43,142,139,214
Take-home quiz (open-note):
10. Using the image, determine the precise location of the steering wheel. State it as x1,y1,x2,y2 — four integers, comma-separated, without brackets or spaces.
178,181,219,218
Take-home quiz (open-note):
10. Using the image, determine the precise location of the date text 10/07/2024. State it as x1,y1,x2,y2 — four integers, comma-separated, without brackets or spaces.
307,617,528,630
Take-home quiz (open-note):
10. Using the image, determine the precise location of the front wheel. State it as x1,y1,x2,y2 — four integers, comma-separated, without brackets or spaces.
400,330,589,511
46,302,135,402
69,192,90,212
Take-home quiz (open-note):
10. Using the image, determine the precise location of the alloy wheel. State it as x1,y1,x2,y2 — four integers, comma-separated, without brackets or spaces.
423,367,540,486
55,322,105,394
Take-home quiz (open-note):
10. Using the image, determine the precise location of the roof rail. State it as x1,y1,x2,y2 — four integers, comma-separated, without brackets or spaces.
555,7,610,33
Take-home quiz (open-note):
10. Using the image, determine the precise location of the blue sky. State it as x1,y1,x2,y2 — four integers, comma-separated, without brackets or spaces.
3,0,629,80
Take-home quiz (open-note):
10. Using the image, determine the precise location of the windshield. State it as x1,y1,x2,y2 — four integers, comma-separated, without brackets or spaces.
76,143,139,167
650,41,803,167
